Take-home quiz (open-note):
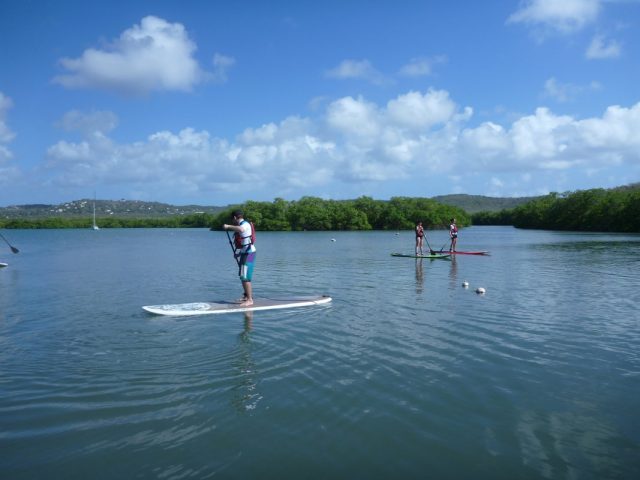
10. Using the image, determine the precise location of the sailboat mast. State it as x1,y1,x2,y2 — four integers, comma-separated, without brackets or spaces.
92,193,99,230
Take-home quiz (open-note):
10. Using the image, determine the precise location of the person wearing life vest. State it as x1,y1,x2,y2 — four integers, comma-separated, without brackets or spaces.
223,210,256,307
415,221,425,255
449,218,458,252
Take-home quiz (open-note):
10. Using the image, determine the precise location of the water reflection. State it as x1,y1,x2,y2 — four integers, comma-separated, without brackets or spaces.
449,256,458,289
231,311,262,413
415,258,424,294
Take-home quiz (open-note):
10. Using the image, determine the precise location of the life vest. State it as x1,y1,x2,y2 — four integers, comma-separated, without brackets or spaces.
234,220,256,249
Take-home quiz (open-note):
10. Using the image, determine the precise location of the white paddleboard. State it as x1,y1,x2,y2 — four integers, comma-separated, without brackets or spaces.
143,295,332,316
0,262,8,268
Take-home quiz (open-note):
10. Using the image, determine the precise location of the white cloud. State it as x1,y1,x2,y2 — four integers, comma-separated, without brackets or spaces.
508,107,574,160
543,77,601,102
461,122,509,159
42,93,640,199
326,96,382,140
56,110,119,135
463,103,640,173
53,16,208,95
586,34,622,59
325,59,387,85
386,89,457,130
0,92,15,144
578,103,640,149
0,93,21,186
398,56,447,77
212,53,236,82
0,92,17,182
508,0,601,34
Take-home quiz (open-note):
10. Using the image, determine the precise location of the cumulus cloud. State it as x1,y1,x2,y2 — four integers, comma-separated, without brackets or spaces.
463,103,640,173
507,0,601,34
53,16,208,95
386,89,457,130
43,91,640,199
586,34,622,59
326,96,382,140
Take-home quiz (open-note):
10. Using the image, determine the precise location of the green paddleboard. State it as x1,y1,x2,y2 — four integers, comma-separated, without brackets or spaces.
391,253,451,259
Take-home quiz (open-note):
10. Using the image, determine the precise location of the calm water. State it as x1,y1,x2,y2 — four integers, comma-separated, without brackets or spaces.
1,226,639,479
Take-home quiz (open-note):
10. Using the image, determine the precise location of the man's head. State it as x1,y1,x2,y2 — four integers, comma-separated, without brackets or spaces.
231,210,244,223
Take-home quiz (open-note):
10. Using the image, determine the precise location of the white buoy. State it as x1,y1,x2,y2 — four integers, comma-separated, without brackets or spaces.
476,287,486,294
462,281,469,288
331,238,336,242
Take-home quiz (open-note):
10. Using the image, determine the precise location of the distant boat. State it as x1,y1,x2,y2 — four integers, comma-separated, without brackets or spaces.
92,195,99,230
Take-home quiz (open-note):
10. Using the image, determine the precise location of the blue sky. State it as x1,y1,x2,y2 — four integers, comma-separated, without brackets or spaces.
1,0,639,206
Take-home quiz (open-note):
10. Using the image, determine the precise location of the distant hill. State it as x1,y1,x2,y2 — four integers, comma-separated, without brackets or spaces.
4,186,635,219
0,199,227,219
431,194,540,213
612,182,640,192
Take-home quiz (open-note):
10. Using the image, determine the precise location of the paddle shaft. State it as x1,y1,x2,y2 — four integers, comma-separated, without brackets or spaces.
422,231,436,254
225,230,240,267
0,232,19,254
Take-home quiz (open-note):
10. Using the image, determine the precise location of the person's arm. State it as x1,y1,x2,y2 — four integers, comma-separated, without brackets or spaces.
223,224,242,233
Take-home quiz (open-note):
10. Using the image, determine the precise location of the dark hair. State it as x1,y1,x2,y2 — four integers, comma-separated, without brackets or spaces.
231,209,244,218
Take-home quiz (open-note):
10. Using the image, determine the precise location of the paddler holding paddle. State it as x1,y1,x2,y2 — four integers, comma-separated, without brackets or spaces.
415,221,425,255
449,218,458,252
223,210,256,307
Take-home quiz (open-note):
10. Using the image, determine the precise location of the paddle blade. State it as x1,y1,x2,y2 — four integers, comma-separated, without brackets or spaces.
11,246,19,254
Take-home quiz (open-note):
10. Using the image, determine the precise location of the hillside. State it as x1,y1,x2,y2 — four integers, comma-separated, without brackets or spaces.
2,195,531,219
431,194,541,213
5,188,634,219
0,199,227,219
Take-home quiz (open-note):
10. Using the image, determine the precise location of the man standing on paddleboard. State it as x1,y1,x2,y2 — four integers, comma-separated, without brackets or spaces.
223,210,256,307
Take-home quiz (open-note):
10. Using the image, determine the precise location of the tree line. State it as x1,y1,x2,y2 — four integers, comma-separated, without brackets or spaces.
1,196,469,231
472,188,640,232
210,197,467,231
4,189,638,232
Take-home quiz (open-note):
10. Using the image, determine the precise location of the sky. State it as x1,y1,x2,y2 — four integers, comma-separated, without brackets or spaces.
1,0,639,206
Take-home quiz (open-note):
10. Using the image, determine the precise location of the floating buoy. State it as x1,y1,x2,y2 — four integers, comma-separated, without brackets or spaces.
331,238,336,242
462,281,469,288
476,287,486,294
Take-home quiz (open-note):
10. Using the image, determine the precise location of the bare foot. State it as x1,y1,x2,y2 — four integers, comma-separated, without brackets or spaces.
239,299,254,307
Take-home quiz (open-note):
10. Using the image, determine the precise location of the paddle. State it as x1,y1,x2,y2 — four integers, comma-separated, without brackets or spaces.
420,224,445,255
422,231,437,255
225,230,240,269
0,232,19,254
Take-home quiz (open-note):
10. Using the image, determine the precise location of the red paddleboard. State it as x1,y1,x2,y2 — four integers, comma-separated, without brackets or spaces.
433,250,490,256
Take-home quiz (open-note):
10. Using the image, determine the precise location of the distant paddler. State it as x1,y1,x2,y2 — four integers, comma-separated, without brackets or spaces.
415,220,425,255
449,218,458,252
